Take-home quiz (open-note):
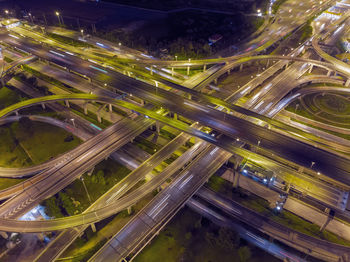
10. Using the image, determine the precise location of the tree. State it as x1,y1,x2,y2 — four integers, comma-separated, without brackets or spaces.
44,197,63,218
58,192,76,216
238,246,252,262
217,227,240,250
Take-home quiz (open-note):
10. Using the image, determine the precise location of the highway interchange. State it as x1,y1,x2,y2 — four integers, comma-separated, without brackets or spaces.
1,0,350,261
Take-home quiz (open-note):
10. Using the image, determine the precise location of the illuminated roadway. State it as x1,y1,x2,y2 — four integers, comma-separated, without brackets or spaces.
89,144,231,262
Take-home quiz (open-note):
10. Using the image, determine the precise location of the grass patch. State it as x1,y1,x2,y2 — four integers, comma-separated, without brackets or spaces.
43,159,131,218
20,65,82,94
4,56,14,63
46,32,94,48
135,207,278,262
0,178,25,190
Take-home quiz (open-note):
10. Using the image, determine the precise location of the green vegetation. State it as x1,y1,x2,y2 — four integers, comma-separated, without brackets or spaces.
271,0,287,14
4,56,14,63
19,65,82,94
44,159,130,218
207,176,350,246
0,177,25,190
299,22,313,43
286,93,350,129
46,32,94,48
0,85,28,110
0,119,81,168
59,193,154,262
134,136,162,155
135,207,278,262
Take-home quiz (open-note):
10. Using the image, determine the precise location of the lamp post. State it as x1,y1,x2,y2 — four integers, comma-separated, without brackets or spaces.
28,13,33,24
55,11,61,25
80,29,84,38
70,118,75,127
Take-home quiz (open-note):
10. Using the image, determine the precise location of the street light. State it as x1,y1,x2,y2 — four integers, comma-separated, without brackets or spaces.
80,29,84,38
55,11,61,25
175,55,177,61
70,118,75,127
28,13,34,24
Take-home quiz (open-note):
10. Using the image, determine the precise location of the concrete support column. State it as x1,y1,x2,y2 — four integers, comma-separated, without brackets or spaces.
187,66,190,76
308,64,313,74
155,121,160,134
233,170,240,188
65,100,70,108
97,113,102,123
15,111,19,116
84,102,88,115
239,64,243,71
109,104,112,112
327,70,332,77
266,59,270,67
87,77,92,83
214,78,218,85
345,78,350,87
90,223,96,233
140,99,144,106
173,113,177,120
171,67,174,76
41,103,46,110
150,66,153,75
127,206,133,215
0,231,8,239
203,64,207,72
285,62,289,69
227,68,231,75
87,167,95,176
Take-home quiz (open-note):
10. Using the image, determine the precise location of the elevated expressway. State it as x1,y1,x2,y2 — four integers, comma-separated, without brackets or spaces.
0,93,347,233
35,133,208,262
89,144,232,262
196,188,350,262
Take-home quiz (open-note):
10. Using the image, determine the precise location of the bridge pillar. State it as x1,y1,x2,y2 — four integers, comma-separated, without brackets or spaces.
0,231,8,239
233,170,240,188
171,67,174,76
345,79,350,87
187,66,190,76
203,64,207,72
156,121,160,134
173,113,177,120
127,206,133,215
90,223,96,233
157,186,162,192
15,111,19,116
84,102,88,115
214,78,217,85
87,167,95,176
327,70,332,77
308,64,313,73
227,68,231,75
0,78,5,87
150,66,154,75
140,99,144,106
239,64,243,71
266,59,270,67
284,62,289,69
65,100,70,108
97,113,102,123
109,104,113,112
41,103,46,110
